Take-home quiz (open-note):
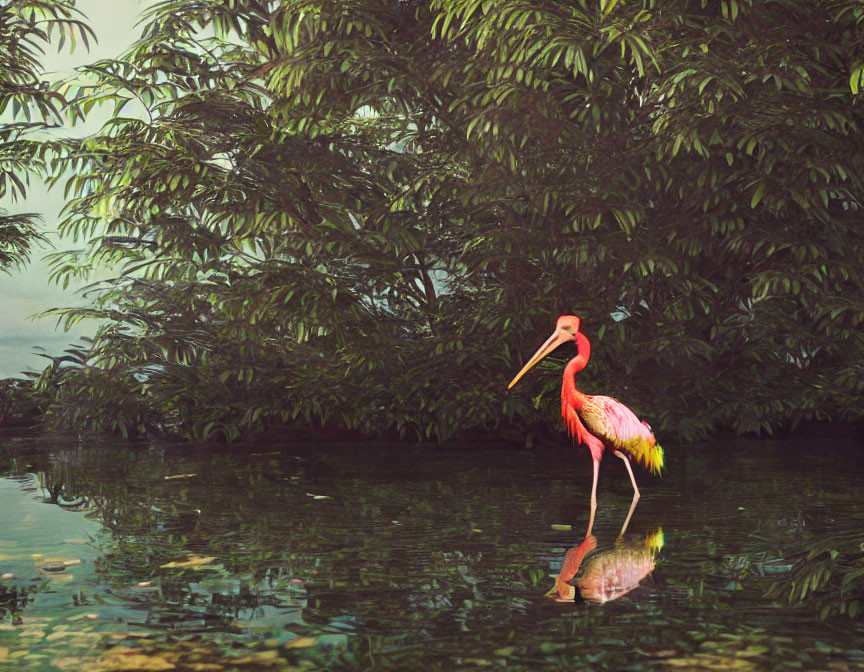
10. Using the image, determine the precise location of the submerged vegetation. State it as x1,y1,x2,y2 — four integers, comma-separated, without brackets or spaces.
1,0,863,443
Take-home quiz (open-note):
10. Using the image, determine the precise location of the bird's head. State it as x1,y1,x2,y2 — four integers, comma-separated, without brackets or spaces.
507,315,581,389
555,314,581,335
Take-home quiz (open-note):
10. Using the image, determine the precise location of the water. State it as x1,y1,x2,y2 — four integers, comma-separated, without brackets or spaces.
0,435,862,670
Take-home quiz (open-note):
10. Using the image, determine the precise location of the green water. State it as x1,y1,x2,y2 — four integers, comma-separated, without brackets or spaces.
0,435,862,670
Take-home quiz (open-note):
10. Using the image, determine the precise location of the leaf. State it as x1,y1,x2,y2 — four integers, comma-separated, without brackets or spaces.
601,0,622,17
95,652,176,671
850,64,863,95
285,637,317,649
160,556,216,568
751,185,765,208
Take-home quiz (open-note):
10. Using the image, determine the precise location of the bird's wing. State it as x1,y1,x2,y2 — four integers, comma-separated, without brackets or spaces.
593,397,653,445
593,396,663,474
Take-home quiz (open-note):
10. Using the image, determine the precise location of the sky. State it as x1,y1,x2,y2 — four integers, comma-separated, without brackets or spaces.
0,0,146,377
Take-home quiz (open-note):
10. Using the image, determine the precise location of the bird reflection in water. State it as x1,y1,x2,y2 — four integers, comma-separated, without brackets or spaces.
549,496,663,603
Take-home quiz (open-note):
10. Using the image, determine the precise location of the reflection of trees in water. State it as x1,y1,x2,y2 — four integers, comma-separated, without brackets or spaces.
0,584,36,620
4,448,319,631
38,472,89,510
3,445,570,640
5,443,732,656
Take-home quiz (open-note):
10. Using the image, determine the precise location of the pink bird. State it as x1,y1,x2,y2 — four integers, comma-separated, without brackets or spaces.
508,315,664,534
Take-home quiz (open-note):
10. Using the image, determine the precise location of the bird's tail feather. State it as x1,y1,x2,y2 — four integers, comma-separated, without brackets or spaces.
634,439,664,476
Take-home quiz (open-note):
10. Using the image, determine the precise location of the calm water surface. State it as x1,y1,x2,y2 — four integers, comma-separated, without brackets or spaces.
0,435,862,670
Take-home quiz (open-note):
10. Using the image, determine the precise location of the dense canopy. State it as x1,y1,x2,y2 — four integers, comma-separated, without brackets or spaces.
3,0,864,442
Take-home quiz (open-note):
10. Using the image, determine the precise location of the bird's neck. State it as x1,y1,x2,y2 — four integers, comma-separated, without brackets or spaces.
561,332,591,411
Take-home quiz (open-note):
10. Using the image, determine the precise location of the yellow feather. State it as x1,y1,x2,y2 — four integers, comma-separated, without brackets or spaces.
644,528,665,553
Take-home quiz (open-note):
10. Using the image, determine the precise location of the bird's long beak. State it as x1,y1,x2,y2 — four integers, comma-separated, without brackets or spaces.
507,328,573,389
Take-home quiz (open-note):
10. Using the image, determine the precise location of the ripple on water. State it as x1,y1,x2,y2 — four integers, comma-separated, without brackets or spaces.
0,436,862,671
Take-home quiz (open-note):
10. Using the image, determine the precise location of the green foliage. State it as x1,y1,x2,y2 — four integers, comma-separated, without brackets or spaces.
767,531,864,620
30,0,864,441
0,378,39,426
0,0,93,268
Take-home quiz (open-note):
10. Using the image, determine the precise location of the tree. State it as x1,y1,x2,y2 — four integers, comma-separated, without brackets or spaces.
0,0,92,268
37,0,864,442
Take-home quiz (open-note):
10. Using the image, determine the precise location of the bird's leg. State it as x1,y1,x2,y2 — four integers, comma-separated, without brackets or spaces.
613,450,640,500
586,458,600,537
618,491,640,539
